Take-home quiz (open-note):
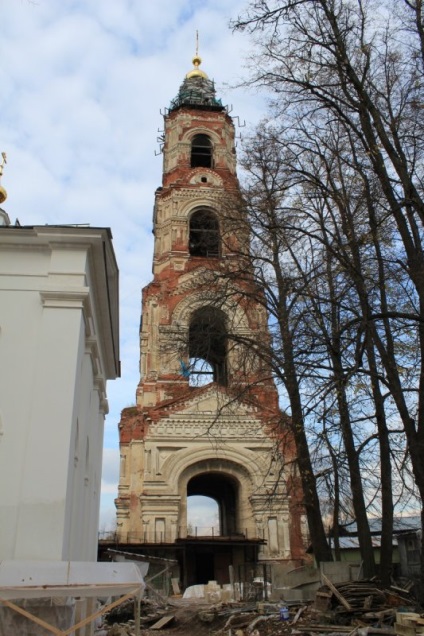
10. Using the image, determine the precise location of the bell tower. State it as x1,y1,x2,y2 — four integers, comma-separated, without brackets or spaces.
115,55,306,587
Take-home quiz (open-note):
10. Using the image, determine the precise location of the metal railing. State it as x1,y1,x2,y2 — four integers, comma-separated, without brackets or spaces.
98,526,265,544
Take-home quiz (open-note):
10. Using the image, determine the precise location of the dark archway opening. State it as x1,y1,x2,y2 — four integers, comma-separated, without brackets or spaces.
189,209,220,258
183,472,240,586
191,134,213,168
189,306,227,386
187,472,238,536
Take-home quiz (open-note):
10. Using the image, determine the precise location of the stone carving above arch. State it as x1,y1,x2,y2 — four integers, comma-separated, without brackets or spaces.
155,187,228,218
177,454,254,491
155,443,262,491
171,289,250,331
150,418,265,438
178,196,222,219
187,169,223,187
182,126,222,146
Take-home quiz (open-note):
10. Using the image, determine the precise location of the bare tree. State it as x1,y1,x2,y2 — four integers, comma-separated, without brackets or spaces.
229,0,424,594
227,128,379,577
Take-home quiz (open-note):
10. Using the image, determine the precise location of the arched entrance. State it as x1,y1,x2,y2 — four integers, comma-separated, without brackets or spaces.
185,472,240,585
187,472,238,536
178,464,258,587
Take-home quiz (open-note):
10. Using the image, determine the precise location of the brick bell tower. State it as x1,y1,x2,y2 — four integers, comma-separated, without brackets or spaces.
115,54,307,587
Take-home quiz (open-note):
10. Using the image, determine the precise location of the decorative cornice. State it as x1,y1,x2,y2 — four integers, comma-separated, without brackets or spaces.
149,420,266,439
39,287,89,309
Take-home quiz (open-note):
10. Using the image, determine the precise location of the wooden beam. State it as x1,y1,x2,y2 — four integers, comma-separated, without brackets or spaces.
0,587,140,636
321,573,353,611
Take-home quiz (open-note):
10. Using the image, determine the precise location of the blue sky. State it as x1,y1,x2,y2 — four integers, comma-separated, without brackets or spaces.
0,0,267,530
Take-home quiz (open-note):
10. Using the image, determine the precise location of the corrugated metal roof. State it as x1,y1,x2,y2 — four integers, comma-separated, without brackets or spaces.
338,516,421,536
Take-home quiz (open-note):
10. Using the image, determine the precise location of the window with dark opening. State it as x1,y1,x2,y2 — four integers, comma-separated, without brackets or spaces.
189,209,220,257
189,306,227,386
191,134,213,168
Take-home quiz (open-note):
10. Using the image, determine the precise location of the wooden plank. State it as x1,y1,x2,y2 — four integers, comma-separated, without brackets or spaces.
150,614,175,629
292,606,308,625
321,573,353,611
171,578,180,595
134,597,141,636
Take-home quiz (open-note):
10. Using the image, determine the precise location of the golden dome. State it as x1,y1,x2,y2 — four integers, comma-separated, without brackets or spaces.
0,186,7,205
0,153,7,204
186,55,208,79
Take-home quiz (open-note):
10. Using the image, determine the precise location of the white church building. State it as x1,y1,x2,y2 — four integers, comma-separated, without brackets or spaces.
0,212,119,562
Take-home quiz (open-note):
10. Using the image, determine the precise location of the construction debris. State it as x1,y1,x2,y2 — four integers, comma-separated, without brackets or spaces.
99,576,420,636
315,579,417,621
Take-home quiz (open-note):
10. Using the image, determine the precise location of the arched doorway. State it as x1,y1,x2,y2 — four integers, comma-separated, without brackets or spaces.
182,471,243,585
187,472,238,536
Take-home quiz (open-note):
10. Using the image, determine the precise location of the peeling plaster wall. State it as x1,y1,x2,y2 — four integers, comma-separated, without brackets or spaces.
117,99,307,567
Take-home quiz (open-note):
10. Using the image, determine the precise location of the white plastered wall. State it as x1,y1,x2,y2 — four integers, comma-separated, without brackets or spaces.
0,227,119,562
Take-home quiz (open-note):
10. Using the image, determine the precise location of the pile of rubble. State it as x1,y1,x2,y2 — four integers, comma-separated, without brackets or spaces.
97,578,421,636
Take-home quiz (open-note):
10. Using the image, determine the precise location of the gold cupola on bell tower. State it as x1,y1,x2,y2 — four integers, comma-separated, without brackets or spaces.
0,152,8,205
0,152,11,227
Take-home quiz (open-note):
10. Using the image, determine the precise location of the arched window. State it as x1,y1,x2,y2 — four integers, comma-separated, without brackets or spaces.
191,134,213,168
189,209,220,257
189,306,227,386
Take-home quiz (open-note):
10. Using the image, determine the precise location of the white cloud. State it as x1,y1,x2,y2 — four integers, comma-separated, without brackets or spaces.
1,0,267,529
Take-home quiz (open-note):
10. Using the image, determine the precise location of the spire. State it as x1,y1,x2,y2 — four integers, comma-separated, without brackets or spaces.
186,31,208,79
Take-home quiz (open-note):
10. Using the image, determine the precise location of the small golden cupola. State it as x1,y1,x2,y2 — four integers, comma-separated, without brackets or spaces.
186,54,208,79
0,152,8,205
0,152,11,227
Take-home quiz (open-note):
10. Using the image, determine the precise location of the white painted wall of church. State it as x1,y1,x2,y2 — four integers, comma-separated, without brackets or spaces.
0,228,119,562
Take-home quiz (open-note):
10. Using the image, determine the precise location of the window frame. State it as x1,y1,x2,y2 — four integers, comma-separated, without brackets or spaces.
190,134,213,169
189,208,220,258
